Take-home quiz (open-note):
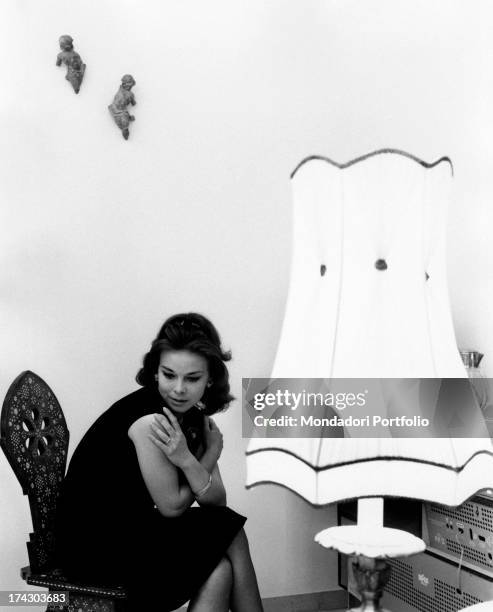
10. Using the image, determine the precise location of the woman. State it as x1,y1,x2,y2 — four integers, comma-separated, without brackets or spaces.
55,313,263,612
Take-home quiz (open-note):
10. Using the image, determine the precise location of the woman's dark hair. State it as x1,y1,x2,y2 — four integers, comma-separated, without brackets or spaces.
136,313,234,415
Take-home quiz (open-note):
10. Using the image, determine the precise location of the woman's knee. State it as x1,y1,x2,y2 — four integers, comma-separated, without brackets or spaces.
188,557,232,610
229,527,250,551
208,557,232,592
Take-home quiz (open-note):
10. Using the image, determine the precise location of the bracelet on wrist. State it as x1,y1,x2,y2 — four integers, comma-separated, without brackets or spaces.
193,473,212,499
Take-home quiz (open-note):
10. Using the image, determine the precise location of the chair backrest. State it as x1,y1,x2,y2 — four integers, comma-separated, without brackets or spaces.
1,371,69,573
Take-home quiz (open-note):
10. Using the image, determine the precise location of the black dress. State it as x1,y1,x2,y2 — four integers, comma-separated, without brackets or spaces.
54,386,246,611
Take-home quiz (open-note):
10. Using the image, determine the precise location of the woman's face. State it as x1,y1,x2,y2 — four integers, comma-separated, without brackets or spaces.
156,349,209,414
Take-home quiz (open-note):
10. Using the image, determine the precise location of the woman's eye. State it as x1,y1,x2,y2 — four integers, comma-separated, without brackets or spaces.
187,377,200,383
162,372,174,379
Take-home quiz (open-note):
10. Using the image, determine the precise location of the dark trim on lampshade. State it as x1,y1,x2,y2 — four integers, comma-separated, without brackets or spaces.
245,479,464,508
245,446,493,473
290,148,454,179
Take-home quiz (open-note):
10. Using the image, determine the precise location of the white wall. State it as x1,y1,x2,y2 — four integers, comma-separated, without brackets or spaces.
1,0,493,606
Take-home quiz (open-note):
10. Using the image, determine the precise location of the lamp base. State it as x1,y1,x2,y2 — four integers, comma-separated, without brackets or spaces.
315,525,425,558
348,555,391,611
315,525,425,612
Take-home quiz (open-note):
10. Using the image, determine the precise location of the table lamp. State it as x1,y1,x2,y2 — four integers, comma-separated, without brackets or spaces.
246,150,493,611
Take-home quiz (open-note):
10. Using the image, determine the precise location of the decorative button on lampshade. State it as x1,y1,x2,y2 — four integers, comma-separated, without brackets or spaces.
245,150,493,611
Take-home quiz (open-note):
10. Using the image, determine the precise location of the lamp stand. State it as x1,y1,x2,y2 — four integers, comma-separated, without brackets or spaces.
315,499,426,612
349,555,391,612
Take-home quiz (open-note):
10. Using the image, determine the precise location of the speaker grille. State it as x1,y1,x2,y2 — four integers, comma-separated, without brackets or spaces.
386,558,482,612
428,502,493,531
446,539,493,571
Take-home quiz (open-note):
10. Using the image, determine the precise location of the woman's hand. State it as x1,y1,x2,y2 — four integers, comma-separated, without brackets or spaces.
149,407,194,469
203,417,223,463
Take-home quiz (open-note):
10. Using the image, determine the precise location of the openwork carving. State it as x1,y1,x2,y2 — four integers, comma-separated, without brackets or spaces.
59,595,116,612
2,371,128,610
1,371,69,573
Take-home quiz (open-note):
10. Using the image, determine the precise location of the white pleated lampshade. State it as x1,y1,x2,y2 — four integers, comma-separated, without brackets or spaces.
246,150,493,507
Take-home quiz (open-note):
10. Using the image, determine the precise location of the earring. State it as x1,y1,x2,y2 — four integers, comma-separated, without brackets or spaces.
196,400,206,411
154,374,158,381
207,381,212,388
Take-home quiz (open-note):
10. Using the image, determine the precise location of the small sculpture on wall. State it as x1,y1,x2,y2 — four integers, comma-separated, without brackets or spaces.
56,35,86,94
108,75,137,140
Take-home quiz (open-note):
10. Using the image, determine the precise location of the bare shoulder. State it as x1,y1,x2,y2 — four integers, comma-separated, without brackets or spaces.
127,413,174,475
128,413,156,441
126,412,183,516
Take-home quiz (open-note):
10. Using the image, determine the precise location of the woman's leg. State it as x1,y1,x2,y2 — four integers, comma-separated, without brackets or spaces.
225,528,264,612
187,557,232,612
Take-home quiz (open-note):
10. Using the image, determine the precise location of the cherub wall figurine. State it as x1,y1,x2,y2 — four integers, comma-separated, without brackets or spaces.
108,75,136,140
56,35,86,94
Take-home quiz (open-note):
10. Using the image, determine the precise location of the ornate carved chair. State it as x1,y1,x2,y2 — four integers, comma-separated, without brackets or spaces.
1,371,128,612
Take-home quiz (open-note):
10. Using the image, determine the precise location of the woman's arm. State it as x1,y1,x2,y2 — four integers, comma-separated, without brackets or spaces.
128,412,225,517
179,452,226,508
150,408,226,507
